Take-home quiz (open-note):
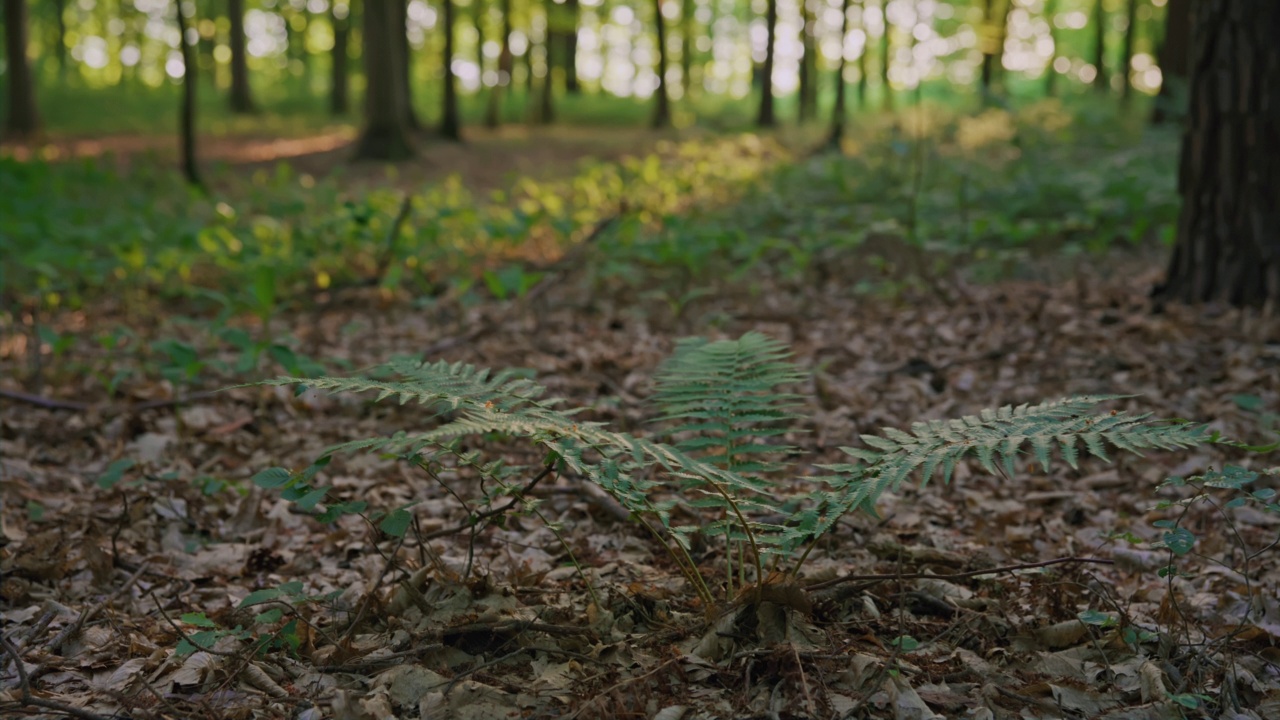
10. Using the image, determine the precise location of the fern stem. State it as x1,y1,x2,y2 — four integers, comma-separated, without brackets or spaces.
635,516,717,614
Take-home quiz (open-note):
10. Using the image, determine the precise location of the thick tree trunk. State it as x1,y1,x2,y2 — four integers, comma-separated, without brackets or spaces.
536,0,554,123
441,0,461,139
331,0,351,115
652,0,671,127
356,0,414,159
827,0,851,147
485,0,511,127
756,0,776,127
1091,0,1107,92
3,0,40,138
980,0,998,100
1151,0,1189,124
1156,1,1280,307
174,0,202,186
228,0,255,113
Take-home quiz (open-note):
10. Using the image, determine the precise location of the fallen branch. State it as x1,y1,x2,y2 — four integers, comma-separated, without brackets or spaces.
49,563,149,656
1,630,113,720
805,556,1114,592
0,388,222,415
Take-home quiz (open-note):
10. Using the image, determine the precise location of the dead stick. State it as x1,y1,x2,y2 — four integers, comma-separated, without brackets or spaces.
1,631,113,720
805,556,1114,592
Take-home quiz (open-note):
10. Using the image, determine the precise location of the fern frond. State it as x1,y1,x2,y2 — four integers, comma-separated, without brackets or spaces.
824,396,1207,516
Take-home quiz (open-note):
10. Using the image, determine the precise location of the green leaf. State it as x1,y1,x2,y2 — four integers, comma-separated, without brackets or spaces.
97,458,136,488
1160,527,1196,556
252,467,293,489
181,612,219,628
380,508,413,537
1232,394,1263,412
1077,610,1115,627
239,588,283,608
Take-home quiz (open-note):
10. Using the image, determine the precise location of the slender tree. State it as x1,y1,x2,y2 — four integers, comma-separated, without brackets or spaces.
1155,1,1280,306
757,0,777,127
441,0,461,139
228,0,255,113
356,0,415,159
331,0,351,115
174,0,202,186
392,0,419,129
1044,0,1059,97
485,0,512,127
652,0,671,127
1151,0,1188,124
1119,0,1139,104
827,0,851,147
878,0,892,110
1091,0,1107,92
563,0,581,93
680,0,694,96
856,0,868,106
3,0,40,138
798,0,817,121
50,0,68,77
536,0,555,123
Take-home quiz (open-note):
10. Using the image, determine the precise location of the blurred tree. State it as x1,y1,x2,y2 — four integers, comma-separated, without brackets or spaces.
1118,0,1139,104
757,0,777,127
355,0,414,159
563,0,580,93
878,0,891,110
1156,1,1279,306
441,0,461,139
1091,0,1107,92
680,0,694,96
331,0,351,115
4,0,40,138
1151,0,1189,124
174,0,201,186
49,0,68,77
827,0,851,147
485,0,512,127
798,0,817,121
856,0,867,106
652,0,671,127
536,0,554,123
1044,0,1059,96
228,0,255,113
392,0,419,129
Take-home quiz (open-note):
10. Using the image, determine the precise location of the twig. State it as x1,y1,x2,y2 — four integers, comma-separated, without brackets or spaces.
419,463,557,541
1,630,113,720
805,556,1113,592
372,194,414,284
48,563,149,655
0,388,222,415
567,656,681,720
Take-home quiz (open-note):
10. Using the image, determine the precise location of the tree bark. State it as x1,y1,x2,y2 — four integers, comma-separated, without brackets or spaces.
440,0,461,139
228,0,255,113
652,0,671,127
174,0,202,186
827,0,851,147
3,0,40,138
355,0,415,159
1155,1,1280,307
1151,0,1189,124
1091,0,1107,92
331,0,351,115
756,0,776,127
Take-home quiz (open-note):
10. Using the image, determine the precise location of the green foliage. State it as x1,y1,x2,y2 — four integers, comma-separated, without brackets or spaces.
257,335,1209,611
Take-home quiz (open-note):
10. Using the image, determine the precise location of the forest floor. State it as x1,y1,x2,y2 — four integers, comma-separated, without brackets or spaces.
3,118,1280,719
4,249,1280,720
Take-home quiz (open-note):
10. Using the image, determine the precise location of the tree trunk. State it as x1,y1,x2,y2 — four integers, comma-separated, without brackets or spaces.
174,0,202,186
440,0,461,139
3,0,40,138
536,0,554,123
331,0,351,115
680,0,693,96
1155,1,1280,307
1119,0,1139,104
798,0,816,121
356,0,415,159
878,0,892,111
827,0,851,147
1091,0,1107,92
652,0,671,127
392,0,419,129
856,0,867,106
485,0,511,127
228,0,255,113
756,0,776,127
1044,0,1059,97
1151,0,1189,124
563,0,580,93
51,0,68,78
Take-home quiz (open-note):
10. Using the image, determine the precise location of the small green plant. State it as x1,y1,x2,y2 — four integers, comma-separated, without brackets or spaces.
256,334,1207,614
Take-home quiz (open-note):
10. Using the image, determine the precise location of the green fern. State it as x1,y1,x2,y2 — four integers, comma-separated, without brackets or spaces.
820,395,1208,523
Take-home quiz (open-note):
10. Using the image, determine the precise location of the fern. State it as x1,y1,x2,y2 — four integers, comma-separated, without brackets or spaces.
819,395,1209,524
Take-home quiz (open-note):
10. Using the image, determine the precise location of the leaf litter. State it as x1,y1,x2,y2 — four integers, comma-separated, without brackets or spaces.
2,246,1280,720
